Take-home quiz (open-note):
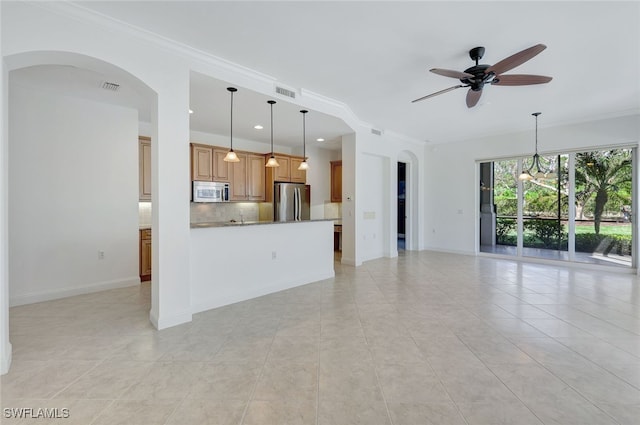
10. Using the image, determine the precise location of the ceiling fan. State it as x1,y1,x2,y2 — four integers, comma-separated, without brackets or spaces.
412,44,552,108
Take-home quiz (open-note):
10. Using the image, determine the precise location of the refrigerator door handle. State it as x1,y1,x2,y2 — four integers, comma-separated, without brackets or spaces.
294,187,299,221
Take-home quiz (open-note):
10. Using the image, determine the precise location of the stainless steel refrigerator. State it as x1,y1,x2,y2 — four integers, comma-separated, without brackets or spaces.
274,183,310,222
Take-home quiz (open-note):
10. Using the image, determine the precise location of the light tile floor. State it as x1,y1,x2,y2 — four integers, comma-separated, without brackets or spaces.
2,251,639,424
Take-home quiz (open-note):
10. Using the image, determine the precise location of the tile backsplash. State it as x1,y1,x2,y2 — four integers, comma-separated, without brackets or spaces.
324,202,342,219
191,202,260,224
139,202,152,227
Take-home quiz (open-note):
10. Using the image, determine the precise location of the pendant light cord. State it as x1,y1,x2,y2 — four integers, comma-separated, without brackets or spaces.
302,110,307,159
267,100,276,156
230,90,234,150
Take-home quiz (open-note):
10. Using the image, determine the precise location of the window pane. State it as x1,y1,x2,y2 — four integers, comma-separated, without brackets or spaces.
574,149,632,268
479,160,517,256
522,154,569,261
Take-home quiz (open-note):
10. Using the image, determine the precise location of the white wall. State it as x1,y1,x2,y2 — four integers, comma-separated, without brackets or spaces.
351,129,426,264
190,221,334,313
424,114,640,254
305,145,338,219
359,153,387,261
1,1,12,374
8,86,140,305
190,130,294,156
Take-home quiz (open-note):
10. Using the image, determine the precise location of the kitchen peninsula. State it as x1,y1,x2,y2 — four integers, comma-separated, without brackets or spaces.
190,219,334,313
188,141,336,312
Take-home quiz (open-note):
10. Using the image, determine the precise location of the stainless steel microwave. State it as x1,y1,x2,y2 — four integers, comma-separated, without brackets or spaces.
192,181,230,202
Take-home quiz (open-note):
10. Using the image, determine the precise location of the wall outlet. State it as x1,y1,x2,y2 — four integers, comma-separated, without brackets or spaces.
271,251,277,260
98,250,105,260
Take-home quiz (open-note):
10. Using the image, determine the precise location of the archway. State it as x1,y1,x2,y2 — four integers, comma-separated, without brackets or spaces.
2,51,158,373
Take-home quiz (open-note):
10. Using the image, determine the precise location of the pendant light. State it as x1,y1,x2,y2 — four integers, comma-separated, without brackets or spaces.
265,100,280,168
298,110,309,171
223,87,240,162
519,112,556,181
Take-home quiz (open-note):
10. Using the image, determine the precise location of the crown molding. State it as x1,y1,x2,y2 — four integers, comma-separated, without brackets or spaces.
36,1,277,85
29,1,428,147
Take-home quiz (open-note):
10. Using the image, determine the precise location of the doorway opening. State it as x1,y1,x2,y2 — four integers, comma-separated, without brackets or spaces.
398,162,407,250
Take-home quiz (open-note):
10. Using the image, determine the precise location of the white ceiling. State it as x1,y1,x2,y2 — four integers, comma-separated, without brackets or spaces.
20,1,640,146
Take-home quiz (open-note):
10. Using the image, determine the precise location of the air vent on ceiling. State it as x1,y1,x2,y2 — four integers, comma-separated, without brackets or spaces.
101,81,120,91
275,86,296,99
371,128,383,136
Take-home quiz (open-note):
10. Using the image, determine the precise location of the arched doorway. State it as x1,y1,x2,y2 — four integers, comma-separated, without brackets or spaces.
2,51,158,372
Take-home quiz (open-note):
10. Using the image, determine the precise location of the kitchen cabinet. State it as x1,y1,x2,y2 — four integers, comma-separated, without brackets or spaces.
230,152,266,201
139,136,152,201
331,160,342,202
290,157,307,183
212,148,232,182
334,224,342,251
274,155,291,181
247,154,266,201
140,229,152,282
191,143,213,181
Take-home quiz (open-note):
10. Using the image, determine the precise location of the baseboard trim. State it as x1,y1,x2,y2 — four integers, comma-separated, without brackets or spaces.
150,307,192,330
421,247,476,257
191,270,335,315
9,276,141,307
340,256,361,266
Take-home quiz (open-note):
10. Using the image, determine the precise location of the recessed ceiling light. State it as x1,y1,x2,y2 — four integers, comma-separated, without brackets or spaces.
254,125,263,130
189,109,194,114
316,138,325,142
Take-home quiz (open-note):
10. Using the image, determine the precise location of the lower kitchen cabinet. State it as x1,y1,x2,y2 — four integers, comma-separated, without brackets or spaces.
140,229,151,282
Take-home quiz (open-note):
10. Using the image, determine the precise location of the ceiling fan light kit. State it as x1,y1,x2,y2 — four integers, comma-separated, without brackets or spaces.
413,44,552,108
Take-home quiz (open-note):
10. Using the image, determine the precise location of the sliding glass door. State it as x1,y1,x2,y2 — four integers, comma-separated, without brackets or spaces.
479,148,634,269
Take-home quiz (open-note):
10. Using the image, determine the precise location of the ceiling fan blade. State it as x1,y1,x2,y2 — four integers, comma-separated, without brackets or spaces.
466,89,482,108
492,74,553,86
430,68,474,79
411,85,465,103
486,44,547,75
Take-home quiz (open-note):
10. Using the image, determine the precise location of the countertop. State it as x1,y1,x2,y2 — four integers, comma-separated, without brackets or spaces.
191,219,335,229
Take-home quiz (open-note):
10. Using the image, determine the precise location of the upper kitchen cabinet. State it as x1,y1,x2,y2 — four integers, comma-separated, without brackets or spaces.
290,157,307,183
230,152,266,202
331,160,342,202
212,147,232,182
139,136,152,201
273,155,291,182
247,154,266,201
191,143,213,181
266,154,306,184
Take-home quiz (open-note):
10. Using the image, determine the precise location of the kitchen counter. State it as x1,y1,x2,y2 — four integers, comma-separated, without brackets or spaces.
190,219,334,229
